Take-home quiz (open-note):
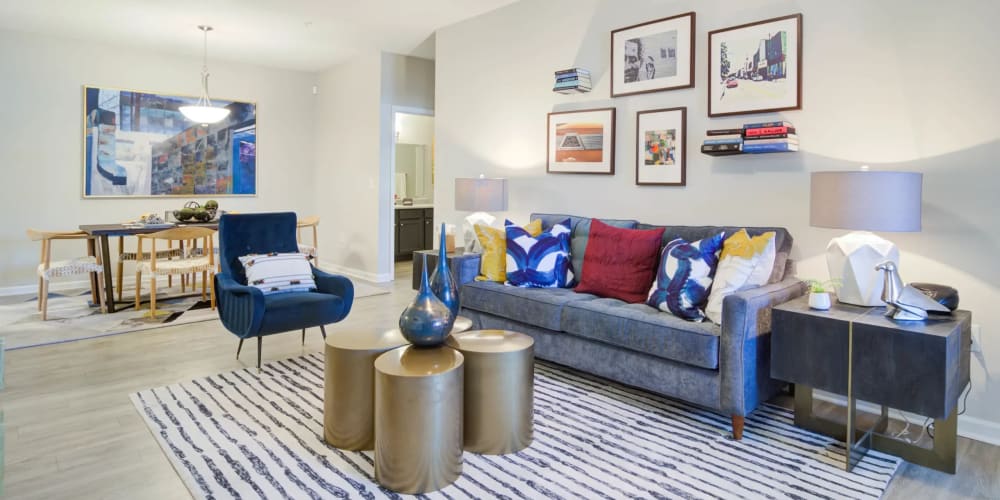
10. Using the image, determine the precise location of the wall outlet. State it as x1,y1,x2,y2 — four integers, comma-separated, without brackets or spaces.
971,324,983,353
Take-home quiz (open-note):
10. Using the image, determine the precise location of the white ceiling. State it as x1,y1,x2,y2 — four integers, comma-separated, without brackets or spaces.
0,0,518,72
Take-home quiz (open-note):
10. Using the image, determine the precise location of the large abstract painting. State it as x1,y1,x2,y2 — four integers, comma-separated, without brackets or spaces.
83,86,257,197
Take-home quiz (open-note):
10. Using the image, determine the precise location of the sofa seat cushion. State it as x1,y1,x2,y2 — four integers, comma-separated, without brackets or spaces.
560,298,721,370
460,280,597,331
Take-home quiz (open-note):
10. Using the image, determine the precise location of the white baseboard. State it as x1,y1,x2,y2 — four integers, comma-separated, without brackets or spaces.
812,390,1000,446
316,261,392,284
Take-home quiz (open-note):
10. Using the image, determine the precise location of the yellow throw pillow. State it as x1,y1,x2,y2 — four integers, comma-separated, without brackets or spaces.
475,220,543,282
704,229,777,324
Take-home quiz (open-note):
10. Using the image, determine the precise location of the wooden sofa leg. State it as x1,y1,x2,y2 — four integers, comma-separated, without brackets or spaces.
732,415,745,440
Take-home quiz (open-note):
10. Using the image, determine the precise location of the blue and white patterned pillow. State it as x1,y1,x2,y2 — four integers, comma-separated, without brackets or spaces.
505,218,574,288
238,252,317,295
646,233,725,321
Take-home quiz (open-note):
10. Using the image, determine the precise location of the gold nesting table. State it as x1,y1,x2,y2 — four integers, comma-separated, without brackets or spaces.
323,323,534,495
447,330,534,454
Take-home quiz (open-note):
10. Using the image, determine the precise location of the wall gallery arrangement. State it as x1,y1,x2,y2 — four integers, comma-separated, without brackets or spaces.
83,86,257,198
549,12,802,184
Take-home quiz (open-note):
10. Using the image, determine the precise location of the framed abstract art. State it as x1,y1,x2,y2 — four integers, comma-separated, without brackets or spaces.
635,107,686,186
83,85,257,198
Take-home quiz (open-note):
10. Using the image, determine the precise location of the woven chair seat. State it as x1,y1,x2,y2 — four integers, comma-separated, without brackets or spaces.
120,248,184,261
298,243,317,258
37,256,104,280
138,256,215,276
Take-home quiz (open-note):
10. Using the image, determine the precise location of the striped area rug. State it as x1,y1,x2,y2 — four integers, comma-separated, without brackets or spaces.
131,354,900,499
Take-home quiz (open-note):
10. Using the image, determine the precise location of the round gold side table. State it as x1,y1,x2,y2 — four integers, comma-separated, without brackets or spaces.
324,328,408,450
374,345,464,494
447,329,534,454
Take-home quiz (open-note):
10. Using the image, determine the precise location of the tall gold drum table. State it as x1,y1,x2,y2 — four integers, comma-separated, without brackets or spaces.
374,345,465,494
447,329,534,454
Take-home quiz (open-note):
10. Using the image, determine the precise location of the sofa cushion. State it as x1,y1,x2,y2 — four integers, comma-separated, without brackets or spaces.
561,298,721,370
530,213,638,282
505,218,574,288
460,280,597,331
637,224,793,283
575,220,664,303
259,292,347,336
647,232,725,321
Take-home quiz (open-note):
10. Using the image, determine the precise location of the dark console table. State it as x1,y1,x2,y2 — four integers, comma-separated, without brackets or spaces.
772,296,971,473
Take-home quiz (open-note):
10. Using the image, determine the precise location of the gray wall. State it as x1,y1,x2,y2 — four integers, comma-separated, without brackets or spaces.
435,0,1000,440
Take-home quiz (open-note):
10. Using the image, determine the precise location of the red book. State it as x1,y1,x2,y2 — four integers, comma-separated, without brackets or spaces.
745,126,795,136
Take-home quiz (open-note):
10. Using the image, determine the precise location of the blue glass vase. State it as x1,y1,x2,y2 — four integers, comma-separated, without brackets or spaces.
399,257,453,347
430,223,461,322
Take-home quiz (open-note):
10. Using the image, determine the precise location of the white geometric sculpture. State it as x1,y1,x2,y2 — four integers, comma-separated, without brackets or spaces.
826,231,899,306
462,212,495,254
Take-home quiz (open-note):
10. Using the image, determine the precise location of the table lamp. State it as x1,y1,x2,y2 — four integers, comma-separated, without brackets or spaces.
454,176,508,253
810,169,922,306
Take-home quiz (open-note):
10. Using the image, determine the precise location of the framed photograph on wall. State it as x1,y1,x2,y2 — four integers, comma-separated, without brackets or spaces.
82,85,257,198
611,12,695,97
636,107,686,186
708,14,802,117
547,107,616,174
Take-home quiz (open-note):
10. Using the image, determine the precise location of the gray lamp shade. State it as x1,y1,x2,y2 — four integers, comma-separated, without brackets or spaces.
454,177,508,212
810,171,922,232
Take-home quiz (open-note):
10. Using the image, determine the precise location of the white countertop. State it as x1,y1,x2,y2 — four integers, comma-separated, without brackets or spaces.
395,204,434,209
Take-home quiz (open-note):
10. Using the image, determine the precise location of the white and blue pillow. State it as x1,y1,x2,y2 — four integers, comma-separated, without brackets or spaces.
646,233,725,321
238,252,317,295
505,218,574,288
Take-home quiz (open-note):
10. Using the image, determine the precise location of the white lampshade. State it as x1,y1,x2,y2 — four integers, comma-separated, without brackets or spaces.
179,105,230,125
810,171,922,232
455,177,508,212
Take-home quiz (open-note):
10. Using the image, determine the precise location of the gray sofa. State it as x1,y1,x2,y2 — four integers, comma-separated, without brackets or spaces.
456,213,807,439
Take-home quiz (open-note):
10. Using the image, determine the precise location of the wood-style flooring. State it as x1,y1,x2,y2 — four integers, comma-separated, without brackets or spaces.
1,262,997,499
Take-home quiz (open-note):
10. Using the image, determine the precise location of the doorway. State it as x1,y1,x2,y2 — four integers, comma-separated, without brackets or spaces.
388,108,434,281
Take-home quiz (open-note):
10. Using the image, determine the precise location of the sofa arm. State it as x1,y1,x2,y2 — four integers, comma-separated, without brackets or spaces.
312,266,355,319
214,273,266,339
719,277,808,416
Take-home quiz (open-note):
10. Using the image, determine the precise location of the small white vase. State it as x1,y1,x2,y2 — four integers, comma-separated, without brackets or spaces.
809,292,832,310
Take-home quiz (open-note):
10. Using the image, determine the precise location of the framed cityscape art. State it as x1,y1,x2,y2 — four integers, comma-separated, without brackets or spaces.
635,107,686,186
546,108,616,174
82,85,257,198
611,12,695,97
708,14,803,117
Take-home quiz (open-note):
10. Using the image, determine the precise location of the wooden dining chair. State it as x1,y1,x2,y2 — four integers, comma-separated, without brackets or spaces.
26,229,106,320
116,237,184,302
297,215,320,260
134,227,217,317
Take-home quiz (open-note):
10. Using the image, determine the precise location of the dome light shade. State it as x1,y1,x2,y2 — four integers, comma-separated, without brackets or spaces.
179,105,230,124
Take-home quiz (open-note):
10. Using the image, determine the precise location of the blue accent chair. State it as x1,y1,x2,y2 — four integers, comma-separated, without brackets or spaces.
214,212,354,368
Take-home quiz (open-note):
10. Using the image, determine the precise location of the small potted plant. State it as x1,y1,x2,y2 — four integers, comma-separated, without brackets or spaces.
805,279,839,310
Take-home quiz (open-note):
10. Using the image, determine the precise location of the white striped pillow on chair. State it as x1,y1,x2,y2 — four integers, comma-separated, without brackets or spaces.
237,252,317,294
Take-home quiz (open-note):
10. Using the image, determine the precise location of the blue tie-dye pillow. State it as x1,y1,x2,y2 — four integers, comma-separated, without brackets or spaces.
646,232,725,321
505,218,574,288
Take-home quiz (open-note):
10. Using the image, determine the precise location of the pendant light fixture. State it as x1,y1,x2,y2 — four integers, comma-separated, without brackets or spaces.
179,25,231,125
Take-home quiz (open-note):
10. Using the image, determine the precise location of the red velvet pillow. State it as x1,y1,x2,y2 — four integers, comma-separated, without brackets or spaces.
575,220,665,303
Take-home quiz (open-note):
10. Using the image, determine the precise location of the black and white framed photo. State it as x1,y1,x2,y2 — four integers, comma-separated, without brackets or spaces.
708,13,802,117
611,12,695,97
635,107,686,186
546,108,616,175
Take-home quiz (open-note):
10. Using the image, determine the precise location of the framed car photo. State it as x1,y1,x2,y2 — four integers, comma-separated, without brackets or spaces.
635,107,686,186
546,108,616,175
708,14,802,117
611,12,695,97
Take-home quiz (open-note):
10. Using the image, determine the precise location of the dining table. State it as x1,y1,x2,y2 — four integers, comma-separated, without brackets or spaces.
78,222,219,313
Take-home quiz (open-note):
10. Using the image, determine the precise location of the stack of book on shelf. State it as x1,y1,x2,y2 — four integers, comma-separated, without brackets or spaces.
742,121,798,153
701,128,743,156
553,68,592,94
